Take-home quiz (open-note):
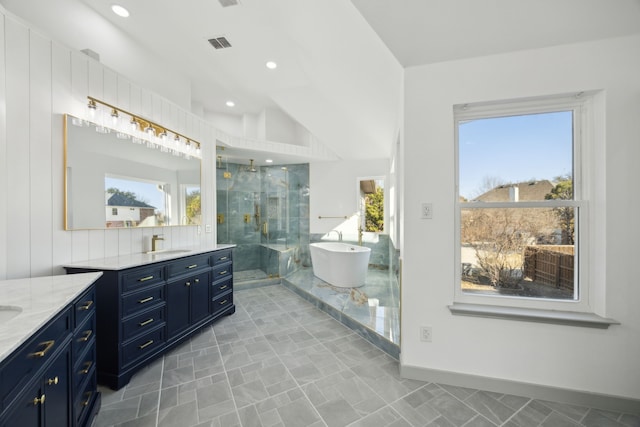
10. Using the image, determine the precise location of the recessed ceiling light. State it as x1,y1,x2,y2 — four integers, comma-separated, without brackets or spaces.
225,101,235,107
111,4,130,17
265,159,273,163
265,61,277,70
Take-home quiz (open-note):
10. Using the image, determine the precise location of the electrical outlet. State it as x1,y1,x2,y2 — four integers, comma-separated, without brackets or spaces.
421,203,433,219
205,224,212,233
420,326,432,342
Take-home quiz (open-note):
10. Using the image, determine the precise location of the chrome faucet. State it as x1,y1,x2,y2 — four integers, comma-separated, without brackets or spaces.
329,229,343,242
358,226,363,246
151,234,164,252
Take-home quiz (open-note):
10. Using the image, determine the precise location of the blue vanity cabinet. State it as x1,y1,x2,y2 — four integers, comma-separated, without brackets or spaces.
64,248,235,391
0,284,100,427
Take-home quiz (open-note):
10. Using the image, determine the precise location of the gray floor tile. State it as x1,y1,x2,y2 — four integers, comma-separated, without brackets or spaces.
92,283,634,427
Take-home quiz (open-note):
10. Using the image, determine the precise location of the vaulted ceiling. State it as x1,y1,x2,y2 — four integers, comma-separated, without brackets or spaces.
1,0,639,162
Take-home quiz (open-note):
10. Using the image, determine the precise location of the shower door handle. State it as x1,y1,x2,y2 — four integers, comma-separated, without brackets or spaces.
262,221,268,236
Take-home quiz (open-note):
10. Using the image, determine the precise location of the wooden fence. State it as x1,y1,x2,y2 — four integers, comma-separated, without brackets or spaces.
523,245,574,290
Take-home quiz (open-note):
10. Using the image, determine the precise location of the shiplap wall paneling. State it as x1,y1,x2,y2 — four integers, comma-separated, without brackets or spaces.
116,75,131,112
88,57,103,102
5,18,31,279
51,44,73,275
0,14,8,280
104,228,119,259
29,30,54,277
69,51,91,263
102,67,117,106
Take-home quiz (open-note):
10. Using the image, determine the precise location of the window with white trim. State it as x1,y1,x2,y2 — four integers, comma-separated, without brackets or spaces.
455,94,592,311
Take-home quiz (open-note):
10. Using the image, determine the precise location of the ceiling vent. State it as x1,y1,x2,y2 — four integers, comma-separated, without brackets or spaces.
218,0,240,7
208,36,232,49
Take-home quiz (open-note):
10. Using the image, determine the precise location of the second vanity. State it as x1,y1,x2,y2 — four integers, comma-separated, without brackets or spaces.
64,244,235,390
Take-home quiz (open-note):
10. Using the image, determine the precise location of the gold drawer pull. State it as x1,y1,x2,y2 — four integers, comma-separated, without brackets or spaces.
79,361,93,375
29,340,55,358
219,256,228,261
186,264,198,269
47,376,59,386
79,330,93,342
219,285,228,290
138,296,154,304
219,300,228,305
139,275,154,282
139,318,154,327
78,300,94,311
33,394,46,406
139,340,154,350
218,270,228,276
82,391,92,407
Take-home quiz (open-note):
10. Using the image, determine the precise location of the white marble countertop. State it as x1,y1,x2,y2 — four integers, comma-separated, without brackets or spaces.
0,272,103,363
63,243,236,271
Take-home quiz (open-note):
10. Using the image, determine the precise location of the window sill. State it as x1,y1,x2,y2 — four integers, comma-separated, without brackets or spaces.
448,303,619,329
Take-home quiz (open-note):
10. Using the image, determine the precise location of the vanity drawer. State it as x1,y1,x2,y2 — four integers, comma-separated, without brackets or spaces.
211,277,232,298
72,344,96,392
74,286,96,328
122,265,165,292
122,327,165,367
122,305,166,342
211,292,233,315
211,249,232,266
167,254,210,278
74,371,97,427
212,264,232,282
122,285,165,317
0,308,72,409
73,313,96,357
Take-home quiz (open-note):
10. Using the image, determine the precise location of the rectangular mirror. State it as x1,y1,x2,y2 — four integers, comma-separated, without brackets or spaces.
64,114,201,229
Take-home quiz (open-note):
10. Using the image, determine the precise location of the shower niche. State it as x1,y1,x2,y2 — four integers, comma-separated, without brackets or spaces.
216,158,309,283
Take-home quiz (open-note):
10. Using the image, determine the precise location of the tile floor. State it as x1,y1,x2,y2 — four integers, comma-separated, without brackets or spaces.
94,285,639,427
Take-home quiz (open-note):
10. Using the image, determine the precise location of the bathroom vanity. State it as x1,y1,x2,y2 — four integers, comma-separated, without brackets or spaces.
0,273,103,427
64,245,235,390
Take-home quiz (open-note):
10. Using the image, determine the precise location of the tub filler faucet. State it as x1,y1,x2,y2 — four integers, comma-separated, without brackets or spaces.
358,226,363,246
329,229,343,242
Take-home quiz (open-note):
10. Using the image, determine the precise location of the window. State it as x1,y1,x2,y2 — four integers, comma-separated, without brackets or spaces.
455,94,591,311
359,177,384,233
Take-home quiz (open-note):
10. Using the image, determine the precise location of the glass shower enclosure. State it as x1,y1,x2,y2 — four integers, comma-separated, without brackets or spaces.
216,160,309,283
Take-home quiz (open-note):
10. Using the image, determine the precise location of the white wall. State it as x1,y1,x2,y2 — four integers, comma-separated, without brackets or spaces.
0,11,216,279
310,158,390,240
402,35,640,400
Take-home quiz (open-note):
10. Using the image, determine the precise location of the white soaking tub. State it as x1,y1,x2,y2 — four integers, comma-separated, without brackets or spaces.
309,242,371,287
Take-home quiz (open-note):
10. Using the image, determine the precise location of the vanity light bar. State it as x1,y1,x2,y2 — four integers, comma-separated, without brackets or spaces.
85,96,202,158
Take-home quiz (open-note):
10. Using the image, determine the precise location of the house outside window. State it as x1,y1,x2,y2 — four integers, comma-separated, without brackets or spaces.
454,94,594,312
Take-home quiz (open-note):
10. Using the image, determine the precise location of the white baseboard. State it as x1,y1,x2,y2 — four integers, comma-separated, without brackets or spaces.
400,364,640,415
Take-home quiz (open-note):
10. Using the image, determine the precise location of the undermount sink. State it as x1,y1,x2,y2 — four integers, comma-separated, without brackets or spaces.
0,306,22,322
146,249,192,256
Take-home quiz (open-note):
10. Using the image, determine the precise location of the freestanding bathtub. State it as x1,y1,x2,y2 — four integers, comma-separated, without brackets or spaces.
309,242,371,287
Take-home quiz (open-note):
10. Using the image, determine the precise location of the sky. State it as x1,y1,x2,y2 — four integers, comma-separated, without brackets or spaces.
458,110,573,200
105,176,165,210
